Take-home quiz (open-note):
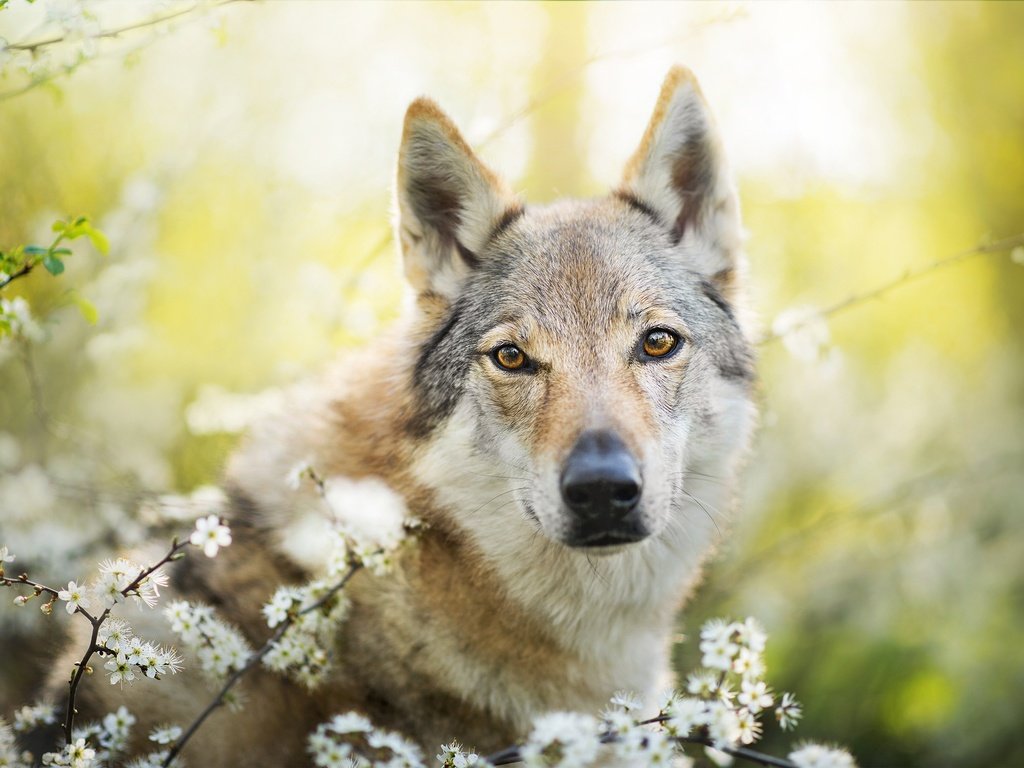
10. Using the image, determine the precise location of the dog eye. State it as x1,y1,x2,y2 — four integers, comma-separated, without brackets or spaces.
641,328,680,359
492,344,529,371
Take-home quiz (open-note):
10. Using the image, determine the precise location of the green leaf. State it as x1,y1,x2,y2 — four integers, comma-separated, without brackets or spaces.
85,225,109,255
22,245,48,256
42,253,65,275
72,294,98,325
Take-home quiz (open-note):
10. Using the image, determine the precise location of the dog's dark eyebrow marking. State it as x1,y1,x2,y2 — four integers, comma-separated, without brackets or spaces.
487,204,525,243
455,241,480,268
700,280,734,320
456,206,524,270
613,191,663,228
416,301,464,368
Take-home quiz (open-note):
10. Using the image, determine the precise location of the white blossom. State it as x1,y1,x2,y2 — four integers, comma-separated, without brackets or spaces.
262,586,302,628
520,711,600,768
735,708,762,745
737,680,773,714
608,690,643,712
700,619,739,671
776,692,803,730
190,514,232,557
788,743,857,768
734,617,768,653
731,647,765,680
705,702,741,747
662,697,708,737
58,581,90,615
42,737,96,767
105,653,136,686
286,459,313,490
438,742,490,767
148,725,182,745
13,702,57,732
165,600,251,680
325,712,374,737
771,305,831,362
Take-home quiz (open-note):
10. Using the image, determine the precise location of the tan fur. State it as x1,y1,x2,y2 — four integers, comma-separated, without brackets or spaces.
53,68,756,765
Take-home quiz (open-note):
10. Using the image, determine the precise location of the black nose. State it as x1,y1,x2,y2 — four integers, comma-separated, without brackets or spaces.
560,430,645,546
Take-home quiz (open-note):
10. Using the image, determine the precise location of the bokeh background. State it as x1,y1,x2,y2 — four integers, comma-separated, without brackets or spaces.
1,1,1022,766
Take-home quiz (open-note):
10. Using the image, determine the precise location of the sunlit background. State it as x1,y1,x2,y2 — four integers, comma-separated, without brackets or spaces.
1,1,1022,765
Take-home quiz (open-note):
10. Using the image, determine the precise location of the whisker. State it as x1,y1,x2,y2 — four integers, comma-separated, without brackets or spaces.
681,488,723,538
466,487,530,517
584,553,610,588
464,470,532,483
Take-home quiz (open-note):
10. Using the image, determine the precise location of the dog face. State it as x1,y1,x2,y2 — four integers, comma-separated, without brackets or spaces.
399,68,754,552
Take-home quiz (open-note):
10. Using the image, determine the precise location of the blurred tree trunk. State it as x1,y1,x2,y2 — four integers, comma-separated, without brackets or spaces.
524,3,589,201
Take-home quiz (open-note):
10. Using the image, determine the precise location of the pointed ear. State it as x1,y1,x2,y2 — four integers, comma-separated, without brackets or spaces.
618,67,743,291
396,98,522,300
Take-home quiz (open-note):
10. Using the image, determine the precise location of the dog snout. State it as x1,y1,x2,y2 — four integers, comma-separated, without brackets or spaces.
560,430,646,547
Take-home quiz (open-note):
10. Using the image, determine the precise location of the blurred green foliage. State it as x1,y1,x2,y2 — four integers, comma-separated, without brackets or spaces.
0,2,1021,766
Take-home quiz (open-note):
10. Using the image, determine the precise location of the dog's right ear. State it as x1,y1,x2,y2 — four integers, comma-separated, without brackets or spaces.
396,99,521,301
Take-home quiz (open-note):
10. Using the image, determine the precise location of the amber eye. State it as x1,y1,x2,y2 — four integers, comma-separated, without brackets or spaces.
492,344,528,371
642,328,680,359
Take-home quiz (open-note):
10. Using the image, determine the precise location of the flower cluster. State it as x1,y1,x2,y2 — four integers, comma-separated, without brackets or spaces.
770,305,833,363
116,725,184,768
39,705,137,767
97,619,184,686
437,618,854,768
12,702,57,734
674,617,798,745
165,600,252,681
287,464,421,578
520,712,604,768
261,581,349,688
307,712,423,768
437,742,490,767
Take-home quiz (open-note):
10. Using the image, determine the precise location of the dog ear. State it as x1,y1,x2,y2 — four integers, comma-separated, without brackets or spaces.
618,67,743,291
396,99,521,301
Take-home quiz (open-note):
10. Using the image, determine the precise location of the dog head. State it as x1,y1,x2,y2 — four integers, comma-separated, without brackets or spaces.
399,67,755,553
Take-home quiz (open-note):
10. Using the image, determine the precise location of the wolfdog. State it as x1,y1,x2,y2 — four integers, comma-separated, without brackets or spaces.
63,66,756,763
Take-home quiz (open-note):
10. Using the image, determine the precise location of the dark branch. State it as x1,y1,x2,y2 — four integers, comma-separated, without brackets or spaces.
162,562,363,767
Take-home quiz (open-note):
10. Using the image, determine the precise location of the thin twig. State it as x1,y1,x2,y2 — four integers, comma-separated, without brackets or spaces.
7,0,251,53
0,262,35,290
61,539,189,743
0,573,62,598
757,232,1024,346
0,0,254,102
162,562,362,767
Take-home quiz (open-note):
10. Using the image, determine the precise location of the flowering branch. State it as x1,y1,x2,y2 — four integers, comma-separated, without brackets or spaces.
758,232,1024,347
483,722,800,768
6,0,252,54
161,561,362,767
61,538,189,744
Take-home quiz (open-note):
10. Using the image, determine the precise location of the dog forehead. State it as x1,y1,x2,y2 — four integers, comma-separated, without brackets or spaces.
475,199,698,330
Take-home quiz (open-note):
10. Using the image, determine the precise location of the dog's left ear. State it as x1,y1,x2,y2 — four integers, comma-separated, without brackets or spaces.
396,98,521,302
618,67,743,293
